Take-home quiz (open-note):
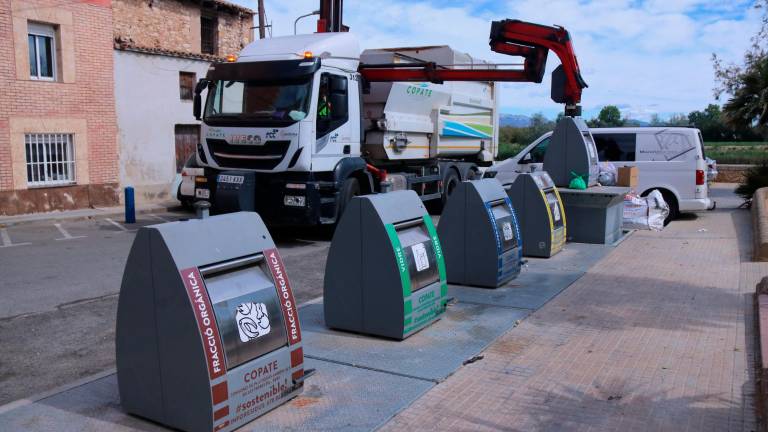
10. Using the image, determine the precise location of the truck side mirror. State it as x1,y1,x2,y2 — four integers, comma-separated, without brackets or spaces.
520,153,532,164
193,94,202,120
330,93,348,120
330,76,347,93
193,79,209,120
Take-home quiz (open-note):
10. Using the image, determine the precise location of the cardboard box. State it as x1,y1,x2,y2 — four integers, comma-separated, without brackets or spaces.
617,166,638,187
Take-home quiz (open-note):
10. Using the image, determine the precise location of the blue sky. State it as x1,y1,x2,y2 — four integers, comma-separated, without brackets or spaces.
243,0,760,121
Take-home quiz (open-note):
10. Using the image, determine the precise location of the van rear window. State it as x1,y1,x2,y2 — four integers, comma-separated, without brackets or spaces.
593,133,636,161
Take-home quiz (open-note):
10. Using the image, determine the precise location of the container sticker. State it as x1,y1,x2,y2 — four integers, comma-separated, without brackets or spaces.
264,248,301,346
421,215,447,298
502,222,514,241
180,267,226,380
412,243,430,272
235,302,271,342
552,202,561,221
384,224,412,297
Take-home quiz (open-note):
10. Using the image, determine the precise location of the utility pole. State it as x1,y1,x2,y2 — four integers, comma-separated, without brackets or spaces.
257,0,266,39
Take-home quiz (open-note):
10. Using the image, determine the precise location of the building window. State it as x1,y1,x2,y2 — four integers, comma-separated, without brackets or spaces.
201,15,218,55
179,72,196,100
25,133,75,187
28,22,56,81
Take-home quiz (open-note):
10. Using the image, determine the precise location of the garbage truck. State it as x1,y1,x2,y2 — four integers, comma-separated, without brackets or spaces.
191,2,587,225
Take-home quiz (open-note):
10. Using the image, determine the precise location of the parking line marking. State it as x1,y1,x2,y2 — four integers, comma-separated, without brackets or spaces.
105,218,135,233
148,214,170,222
0,228,31,248
54,223,86,241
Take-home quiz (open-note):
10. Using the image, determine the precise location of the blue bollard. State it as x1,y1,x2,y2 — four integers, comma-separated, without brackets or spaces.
125,186,136,224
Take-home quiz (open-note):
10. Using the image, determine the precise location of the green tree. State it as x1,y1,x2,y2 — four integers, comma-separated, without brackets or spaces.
722,57,768,130
598,105,624,126
587,105,625,127
713,0,768,131
688,104,726,140
666,113,690,126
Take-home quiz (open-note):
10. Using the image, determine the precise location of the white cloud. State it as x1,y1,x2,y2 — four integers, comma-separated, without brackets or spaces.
246,0,759,120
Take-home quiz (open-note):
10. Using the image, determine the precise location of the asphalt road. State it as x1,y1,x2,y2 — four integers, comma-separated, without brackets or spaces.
0,209,332,405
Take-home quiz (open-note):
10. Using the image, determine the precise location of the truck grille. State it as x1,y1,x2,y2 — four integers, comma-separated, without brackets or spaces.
207,139,291,170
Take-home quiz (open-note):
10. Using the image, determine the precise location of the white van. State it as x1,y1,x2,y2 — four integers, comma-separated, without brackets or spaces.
486,127,713,221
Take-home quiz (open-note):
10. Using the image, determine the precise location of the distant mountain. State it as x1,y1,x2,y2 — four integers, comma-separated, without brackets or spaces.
623,119,651,127
499,114,531,127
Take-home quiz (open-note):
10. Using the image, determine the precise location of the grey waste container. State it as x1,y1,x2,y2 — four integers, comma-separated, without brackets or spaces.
324,190,448,340
116,212,305,432
558,186,628,244
507,171,567,257
437,179,522,288
543,117,599,188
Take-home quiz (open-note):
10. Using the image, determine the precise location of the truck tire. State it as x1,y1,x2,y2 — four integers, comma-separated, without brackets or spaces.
428,169,460,214
337,177,360,222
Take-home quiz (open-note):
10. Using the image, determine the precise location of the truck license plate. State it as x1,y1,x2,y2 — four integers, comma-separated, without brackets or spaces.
284,195,305,207
195,188,210,199
218,174,244,184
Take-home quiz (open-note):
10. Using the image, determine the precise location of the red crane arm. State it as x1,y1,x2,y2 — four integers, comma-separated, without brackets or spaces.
358,19,588,110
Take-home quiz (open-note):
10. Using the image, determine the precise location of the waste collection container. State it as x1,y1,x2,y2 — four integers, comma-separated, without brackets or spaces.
437,179,522,288
116,212,305,432
324,190,448,340
557,185,628,244
507,171,566,257
543,117,599,188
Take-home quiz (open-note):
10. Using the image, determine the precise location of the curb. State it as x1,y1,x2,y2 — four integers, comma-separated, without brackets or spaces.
755,188,768,262
0,201,186,227
756,278,768,432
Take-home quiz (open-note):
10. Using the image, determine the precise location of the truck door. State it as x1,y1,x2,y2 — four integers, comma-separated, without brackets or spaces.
315,73,358,158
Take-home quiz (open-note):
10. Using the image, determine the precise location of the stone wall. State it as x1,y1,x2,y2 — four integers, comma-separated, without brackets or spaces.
715,164,754,184
113,0,253,57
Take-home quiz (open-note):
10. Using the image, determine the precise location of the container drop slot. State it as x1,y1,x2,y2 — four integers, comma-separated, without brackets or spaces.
489,202,518,252
203,261,288,370
394,222,439,292
545,191,565,229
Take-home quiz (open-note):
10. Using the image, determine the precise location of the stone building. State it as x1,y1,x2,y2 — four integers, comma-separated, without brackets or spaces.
0,0,254,216
0,0,120,215
112,0,254,204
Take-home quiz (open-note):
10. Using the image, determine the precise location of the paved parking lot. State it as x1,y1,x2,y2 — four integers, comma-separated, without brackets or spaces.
0,183,756,428
0,210,332,405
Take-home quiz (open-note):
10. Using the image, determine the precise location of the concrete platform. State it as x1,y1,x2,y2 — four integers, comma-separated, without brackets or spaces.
0,241,614,431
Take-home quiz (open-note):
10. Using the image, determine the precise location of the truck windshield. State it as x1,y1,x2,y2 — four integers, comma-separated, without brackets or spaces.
204,78,312,125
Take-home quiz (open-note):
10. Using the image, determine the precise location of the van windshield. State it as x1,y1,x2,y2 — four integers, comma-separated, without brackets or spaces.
204,78,313,126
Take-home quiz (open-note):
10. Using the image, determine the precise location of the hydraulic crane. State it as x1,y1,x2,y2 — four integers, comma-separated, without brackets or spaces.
315,0,588,116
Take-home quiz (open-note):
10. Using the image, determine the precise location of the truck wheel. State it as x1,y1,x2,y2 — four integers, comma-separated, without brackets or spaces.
427,169,460,214
337,177,360,221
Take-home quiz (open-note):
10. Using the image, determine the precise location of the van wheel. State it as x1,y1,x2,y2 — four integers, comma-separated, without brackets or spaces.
658,191,679,225
337,177,360,221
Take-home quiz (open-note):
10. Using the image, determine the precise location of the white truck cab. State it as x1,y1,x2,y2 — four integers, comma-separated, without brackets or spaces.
487,127,713,219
